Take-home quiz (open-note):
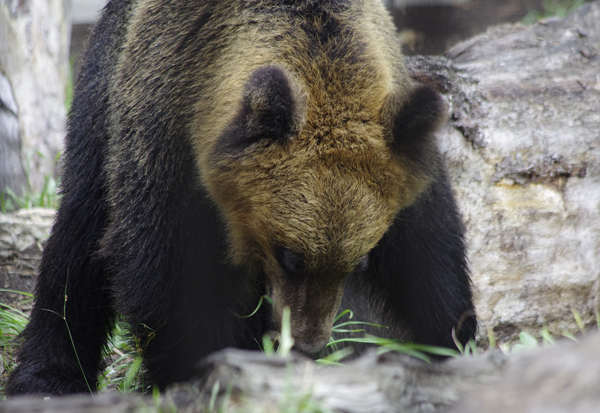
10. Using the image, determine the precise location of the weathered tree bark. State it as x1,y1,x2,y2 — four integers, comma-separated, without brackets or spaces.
427,0,600,344
413,4,600,409
446,333,600,413
0,0,70,195
0,72,25,195
2,334,599,412
0,208,52,305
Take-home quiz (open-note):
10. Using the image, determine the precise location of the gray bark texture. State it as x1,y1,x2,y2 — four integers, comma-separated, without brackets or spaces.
0,208,52,305
0,72,24,195
0,0,70,195
430,0,600,344
1,334,599,412
0,1,599,412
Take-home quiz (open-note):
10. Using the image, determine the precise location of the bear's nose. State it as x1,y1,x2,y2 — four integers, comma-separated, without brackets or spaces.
292,335,330,358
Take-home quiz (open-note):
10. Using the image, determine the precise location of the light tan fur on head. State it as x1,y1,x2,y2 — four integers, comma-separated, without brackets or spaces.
197,1,434,354
118,0,438,354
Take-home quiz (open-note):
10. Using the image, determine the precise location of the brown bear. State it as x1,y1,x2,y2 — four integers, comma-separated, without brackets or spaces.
6,0,476,395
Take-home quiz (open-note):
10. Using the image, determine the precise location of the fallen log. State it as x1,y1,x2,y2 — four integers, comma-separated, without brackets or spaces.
2,334,599,412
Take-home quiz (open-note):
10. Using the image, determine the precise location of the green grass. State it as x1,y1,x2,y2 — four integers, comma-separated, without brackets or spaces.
0,152,62,213
0,293,461,397
257,305,433,363
2,289,596,411
0,290,32,393
521,0,587,24
249,297,456,364
98,321,141,392
0,291,148,396
488,307,600,355
99,324,147,394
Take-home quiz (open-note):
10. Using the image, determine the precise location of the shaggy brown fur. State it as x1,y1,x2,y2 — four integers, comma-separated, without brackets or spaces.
108,0,437,353
6,0,475,394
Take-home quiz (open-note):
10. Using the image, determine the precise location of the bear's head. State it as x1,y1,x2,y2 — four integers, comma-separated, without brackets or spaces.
204,65,444,355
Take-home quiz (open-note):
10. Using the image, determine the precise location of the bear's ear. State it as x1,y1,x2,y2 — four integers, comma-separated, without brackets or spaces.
385,85,446,167
215,66,305,155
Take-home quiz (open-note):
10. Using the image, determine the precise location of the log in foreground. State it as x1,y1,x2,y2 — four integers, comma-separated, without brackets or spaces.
2,334,600,412
447,333,600,413
180,348,504,412
2,348,505,412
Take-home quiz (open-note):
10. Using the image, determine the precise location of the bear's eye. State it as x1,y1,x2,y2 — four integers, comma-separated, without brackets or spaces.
276,246,306,283
278,246,302,272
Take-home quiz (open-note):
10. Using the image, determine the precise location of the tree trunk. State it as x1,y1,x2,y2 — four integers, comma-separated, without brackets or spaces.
0,0,70,195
